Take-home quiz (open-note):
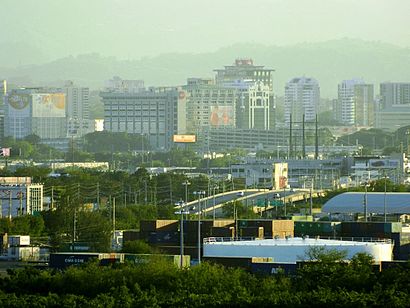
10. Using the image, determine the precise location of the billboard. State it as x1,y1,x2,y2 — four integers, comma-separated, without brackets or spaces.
32,93,66,117
7,94,31,117
173,135,196,143
272,163,288,190
210,106,234,127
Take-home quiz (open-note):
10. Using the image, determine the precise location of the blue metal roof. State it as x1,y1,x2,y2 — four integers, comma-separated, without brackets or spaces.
322,192,410,214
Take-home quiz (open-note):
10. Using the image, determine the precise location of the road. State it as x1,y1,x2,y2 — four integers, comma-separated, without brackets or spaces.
175,189,323,216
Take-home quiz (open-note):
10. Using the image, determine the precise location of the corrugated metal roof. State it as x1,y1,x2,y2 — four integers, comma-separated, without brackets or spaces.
322,192,410,214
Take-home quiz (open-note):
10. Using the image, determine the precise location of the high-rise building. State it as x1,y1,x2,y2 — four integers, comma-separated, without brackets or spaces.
375,82,410,131
105,76,145,93
380,82,410,108
0,80,6,143
63,81,93,137
214,59,275,130
184,78,237,133
101,87,186,150
354,84,374,126
4,89,66,139
336,79,374,126
284,77,320,123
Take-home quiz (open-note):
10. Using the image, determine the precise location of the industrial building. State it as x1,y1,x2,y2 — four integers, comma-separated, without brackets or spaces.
101,87,186,150
0,177,43,217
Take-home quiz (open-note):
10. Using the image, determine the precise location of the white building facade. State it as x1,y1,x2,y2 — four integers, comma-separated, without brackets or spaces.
284,77,320,124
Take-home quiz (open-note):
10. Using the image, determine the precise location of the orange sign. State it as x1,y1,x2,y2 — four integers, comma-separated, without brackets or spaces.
173,135,196,143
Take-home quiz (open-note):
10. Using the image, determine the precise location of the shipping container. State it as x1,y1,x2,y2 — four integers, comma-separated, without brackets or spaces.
8,246,40,261
213,220,235,228
239,227,259,237
49,253,124,269
292,216,313,222
250,262,297,275
294,221,341,237
210,227,234,237
140,220,179,232
124,254,190,268
203,256,253,269
147,231,180,244
8,235,30,246
341,222,402,237
123,230,140,243
49,253,101,269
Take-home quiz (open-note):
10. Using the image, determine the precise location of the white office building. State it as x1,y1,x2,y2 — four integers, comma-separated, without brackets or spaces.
284,77,320,123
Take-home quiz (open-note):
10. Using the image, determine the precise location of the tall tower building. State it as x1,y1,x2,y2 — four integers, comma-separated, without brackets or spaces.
284,77,320,123
375,82,410,130
214,59,275,130
64,81,93,137
380,82,410,108
4,89,66,139
354,84,374,126
337,79,363,125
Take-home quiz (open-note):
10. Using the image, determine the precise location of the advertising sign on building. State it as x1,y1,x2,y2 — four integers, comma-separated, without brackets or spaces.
32,93,66,117
210,106,234,126
173,135,196,143
7,94,31,117
272,162,288,190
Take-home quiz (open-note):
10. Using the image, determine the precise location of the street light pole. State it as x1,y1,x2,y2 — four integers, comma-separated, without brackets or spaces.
175,200,188,268
182,181,191,204
384,175,387,222
193,190,205,264
364,183,368,222
213,185,219,221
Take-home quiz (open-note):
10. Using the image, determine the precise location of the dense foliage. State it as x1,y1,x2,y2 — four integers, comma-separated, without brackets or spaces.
0,255,408,307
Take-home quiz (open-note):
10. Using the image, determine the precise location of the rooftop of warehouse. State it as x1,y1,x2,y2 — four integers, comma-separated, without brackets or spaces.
322,192,410,214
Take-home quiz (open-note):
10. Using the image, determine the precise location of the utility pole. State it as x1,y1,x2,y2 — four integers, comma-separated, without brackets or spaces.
8,190,12,220
51,186,54,210
302,114,306,159
193,191,205,264
112,197,116,236
384,174,387,222
182,180,191,204
144,179,148,205
96,183,100,209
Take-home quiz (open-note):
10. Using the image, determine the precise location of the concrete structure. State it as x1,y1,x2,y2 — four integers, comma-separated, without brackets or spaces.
335,79,374,126
231,158,344,189
184,79,238,133
203,237,393,263
4,89,66,139
354,84,374,126
375,82,410,131
0,177,43,217
105,76,145,93
375,106,410,131
101,87,186,150
214,60,275,130
284,77,320,123
63,81,94,137
380,82,410,108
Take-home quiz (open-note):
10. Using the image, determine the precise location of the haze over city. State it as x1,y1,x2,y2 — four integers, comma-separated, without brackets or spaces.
1,1,410,306
1,0,410,61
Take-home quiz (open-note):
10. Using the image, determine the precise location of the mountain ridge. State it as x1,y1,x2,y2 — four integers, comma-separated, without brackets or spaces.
1,38,409,98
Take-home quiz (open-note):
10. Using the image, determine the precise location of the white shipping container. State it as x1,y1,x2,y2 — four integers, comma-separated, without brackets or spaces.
8,235,30,246
8,246,40,261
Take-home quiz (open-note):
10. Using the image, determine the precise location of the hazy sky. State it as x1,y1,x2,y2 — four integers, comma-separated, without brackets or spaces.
1,0,409,60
